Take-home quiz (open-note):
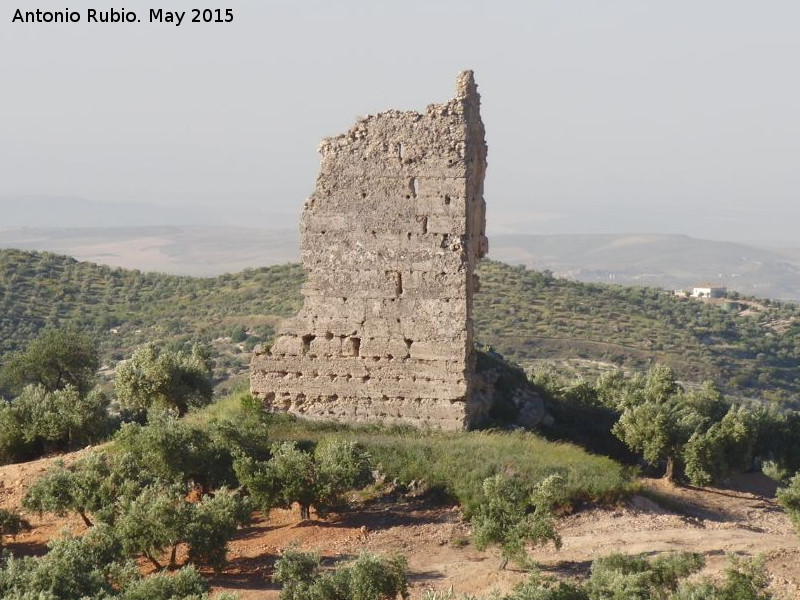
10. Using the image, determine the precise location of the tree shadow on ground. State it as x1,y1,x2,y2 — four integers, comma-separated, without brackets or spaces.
306,495,458,532
539,558,593,578
5,538,49,558
207,554,280,593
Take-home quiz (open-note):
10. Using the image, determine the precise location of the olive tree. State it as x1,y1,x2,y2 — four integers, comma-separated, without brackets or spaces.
612,367,694,481
235,438,372,521
23,452,147,527
683,406,757,487
273,549,408,600
115,485,249,572
0,327,99,396
114,344,213,416
471,473,564,569
0,385,110,463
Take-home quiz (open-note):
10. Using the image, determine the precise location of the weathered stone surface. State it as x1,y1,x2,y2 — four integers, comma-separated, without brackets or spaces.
251,71,489,429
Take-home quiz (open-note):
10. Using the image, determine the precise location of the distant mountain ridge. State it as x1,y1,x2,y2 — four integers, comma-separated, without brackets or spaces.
491,233,800,301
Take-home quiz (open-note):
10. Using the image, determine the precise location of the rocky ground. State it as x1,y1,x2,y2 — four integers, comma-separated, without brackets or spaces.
1,451,798,599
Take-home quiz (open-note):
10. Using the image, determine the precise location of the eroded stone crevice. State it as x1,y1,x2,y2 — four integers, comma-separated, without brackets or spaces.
251,71,489,430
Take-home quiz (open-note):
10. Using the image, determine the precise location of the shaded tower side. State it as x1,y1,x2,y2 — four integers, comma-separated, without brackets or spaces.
250,71,489,429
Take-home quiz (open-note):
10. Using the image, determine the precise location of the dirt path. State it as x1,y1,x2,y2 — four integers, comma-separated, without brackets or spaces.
530,477,800,599
2,453,798,599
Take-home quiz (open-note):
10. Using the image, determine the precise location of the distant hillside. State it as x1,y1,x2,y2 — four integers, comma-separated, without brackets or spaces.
2,249,799,404
4,228,800,301
474,261,800,406
0,226,299,276
491,233,800,301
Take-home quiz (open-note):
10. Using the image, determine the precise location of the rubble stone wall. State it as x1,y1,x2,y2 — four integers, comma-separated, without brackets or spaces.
250,71,489,429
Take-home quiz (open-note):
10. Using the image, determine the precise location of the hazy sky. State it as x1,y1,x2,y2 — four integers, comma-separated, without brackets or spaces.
2,1,799,245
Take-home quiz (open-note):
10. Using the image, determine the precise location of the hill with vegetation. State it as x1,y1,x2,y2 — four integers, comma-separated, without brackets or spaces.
475,261,800,406
0,249,302,391
2,249,800,404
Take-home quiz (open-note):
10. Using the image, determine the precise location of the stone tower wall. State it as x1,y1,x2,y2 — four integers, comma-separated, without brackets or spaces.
250,71,488,429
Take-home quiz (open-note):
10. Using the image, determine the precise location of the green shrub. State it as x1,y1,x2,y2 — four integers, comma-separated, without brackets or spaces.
114,484,190,570
587,552,704,600
235,438,373,521
114,411,236,490
777,472,800,536
0,527,237,600
273,549,407,600
206,396,273,461
673,555,772,600
0,508,30,546
0,326,99,396
683,407,757,487
115,344,213,416
0,384,111,463
471,473,564,569
272,547,321,600
422,552,773,600
114,485,249,572
118,565,210,600
0,526,125,600
313,438,373,514
185,488,252,572
25,444,248,572
23,452,149,527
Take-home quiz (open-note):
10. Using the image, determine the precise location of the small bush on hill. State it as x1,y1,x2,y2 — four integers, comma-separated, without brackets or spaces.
0,508,30,547
118,565,239,600
777,472,800,537
273,548,408,600
471,473,564,569
673,555,773,600
184,488,252,571
586,552,704,600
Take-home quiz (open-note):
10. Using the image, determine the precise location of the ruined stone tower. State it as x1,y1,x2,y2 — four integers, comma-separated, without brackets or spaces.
250,71,489,429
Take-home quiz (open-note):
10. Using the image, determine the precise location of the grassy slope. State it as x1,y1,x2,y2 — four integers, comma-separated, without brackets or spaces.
2,249,800,401
192,390,632,510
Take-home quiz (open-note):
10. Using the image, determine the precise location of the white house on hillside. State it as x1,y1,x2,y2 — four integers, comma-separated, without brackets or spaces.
691,283,727,299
